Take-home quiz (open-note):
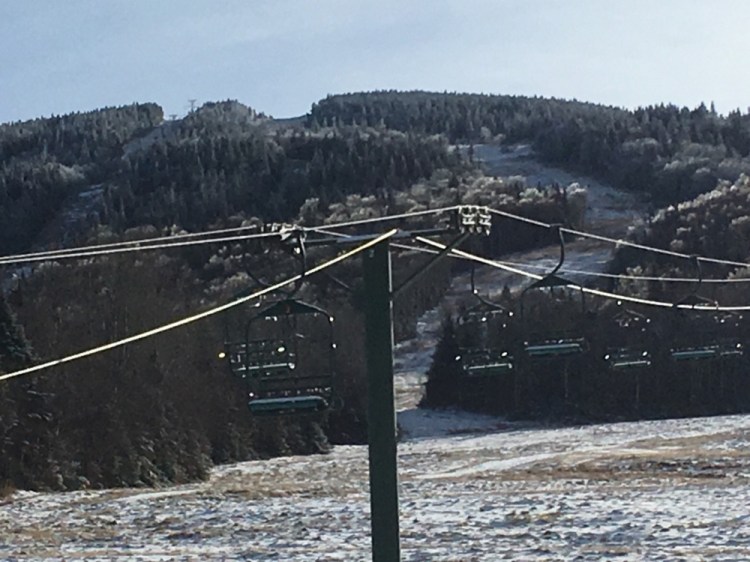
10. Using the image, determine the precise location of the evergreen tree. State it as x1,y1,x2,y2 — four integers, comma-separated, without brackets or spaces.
421,316,462,408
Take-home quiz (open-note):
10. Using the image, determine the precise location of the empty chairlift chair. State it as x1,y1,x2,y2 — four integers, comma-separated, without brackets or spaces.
517,225,590,413
599,302,654,415
669,312,744,362
665,256,745,414
221,227,337,416
668,257,743,362
457,310,516,377
603,303,653,371
454,264,517,413
223,298,337,416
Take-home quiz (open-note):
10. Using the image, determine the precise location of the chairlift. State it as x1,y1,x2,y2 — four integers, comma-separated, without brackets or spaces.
604,302,652,371
458,349,514,377
593,301,655,416
220,228,337,416
670,317,744,362
525,338,586,357
513,225,591,414
605,349,652,369
519,225,588,359
668,256,742,362
453,261,517,414
660,256,747,414
456,262,515,376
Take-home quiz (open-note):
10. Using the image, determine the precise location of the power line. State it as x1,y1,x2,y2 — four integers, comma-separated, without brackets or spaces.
3,202,745,274
2,199,749,304
317,204,748,271
562,226,750,269
0,224,271,264
0,206,458,266
487,207,550,228
317,226,750,286
416,237,750,312
0,230,281,266
486,208,750,269
322,205,750,273
0,229,398,382
492,260,750,284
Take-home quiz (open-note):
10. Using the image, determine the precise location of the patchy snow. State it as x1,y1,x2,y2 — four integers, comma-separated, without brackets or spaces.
398,407,510,440
4,415,750,559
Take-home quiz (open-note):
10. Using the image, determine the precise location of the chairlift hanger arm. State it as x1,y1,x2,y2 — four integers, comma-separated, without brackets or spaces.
235,226,307,299
519,224,587,319
281,228,307,298
469,262,510,313
521,224,579,295
549,224,565,277
674,254,718,308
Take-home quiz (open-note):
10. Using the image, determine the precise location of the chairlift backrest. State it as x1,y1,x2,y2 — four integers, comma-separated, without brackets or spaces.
672,255,718,310
612,303,650,329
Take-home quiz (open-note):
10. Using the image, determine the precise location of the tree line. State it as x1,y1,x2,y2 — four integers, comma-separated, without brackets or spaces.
311,91,750,205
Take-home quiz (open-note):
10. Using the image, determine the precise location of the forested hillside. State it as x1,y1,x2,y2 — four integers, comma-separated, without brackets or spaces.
3,91,749,491
312,91,750,204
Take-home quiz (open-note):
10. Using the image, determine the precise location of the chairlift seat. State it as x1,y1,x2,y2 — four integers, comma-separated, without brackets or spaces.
611,358,652,370
606,349,651,370
525,340,585,357
465,361,514,376
460,347,513,376
248,395,328,415
671,347,718,361
240,362,293,374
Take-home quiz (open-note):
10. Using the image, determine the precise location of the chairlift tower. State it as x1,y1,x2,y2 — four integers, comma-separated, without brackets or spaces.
363,205,490,562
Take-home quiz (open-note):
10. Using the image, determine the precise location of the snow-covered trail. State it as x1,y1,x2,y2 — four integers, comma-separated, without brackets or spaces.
472,143,647,235
8,145,746,561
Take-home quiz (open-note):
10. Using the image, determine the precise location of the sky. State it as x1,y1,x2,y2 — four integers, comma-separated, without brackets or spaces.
2,0,750,124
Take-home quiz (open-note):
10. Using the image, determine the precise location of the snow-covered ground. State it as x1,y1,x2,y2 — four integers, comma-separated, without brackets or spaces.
4,415,750,560
5,146,745,561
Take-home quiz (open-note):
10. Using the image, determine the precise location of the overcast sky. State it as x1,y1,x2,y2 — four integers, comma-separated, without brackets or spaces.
2,0,749,123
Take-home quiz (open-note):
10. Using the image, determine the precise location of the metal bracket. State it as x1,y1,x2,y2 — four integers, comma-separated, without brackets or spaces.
454,205,492,235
